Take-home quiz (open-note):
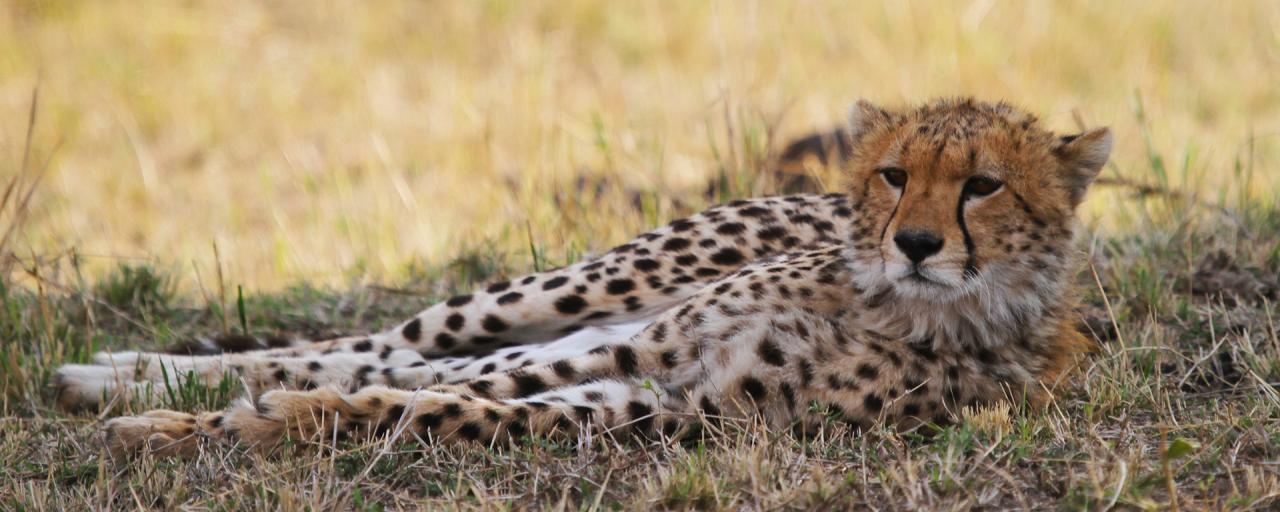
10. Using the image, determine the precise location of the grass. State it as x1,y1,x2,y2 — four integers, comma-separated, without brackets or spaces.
3,1,1280,509
3,1,1279,289
3,143,1280,510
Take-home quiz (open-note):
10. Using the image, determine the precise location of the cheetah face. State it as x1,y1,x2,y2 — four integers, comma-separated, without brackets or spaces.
842,98,1112,304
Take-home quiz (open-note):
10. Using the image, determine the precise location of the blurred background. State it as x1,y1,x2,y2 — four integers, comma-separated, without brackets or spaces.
2,0,1278,291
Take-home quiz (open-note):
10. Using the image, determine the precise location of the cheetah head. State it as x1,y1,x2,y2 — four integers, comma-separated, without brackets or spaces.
841,98,1111,319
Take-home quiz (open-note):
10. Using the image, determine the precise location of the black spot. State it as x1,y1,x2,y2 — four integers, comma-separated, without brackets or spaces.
633,258,661,272
497,292,524,305
738,206,769,217
627,401,655,432
757,226,786,240
554,295,588,315
443,403,464,417
307,361,323,372
402,318,422,342
695,267,721,277
513,374,547,397
445,313,465,331
797,359,814,386
483,408,502,422
863,393,883,413
670,219,696,232
552,416,575,433
352,340,373,352
757,339,786,366
385,404,406,421
573,405,595,422
650,322,668,343
552,360,576,379
614,346,639,375
468,380,494,395
506,420,528,438
674,254,699,266
741,377,767,401
584,391,605,402
907,339,937,361
624,296,644,312
264,336,289,348
856,364,878,380
903,403,921,417
446,295,473,307
779,382,797,410
660,350,679,368
542,276,569,290
273,368,289,382
605,278,636,295
417,413,442,431
480,363,497,374
434,333,457,350
715,222,747,235
456,422,483,440
481,314,509,333
486,281,511,293
662,237,692,251
699,396,721,417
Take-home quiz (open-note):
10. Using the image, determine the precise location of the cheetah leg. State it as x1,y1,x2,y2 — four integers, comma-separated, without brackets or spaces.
54,348,444,410
58,194,849,410
57,322,649,409
104,379,685,457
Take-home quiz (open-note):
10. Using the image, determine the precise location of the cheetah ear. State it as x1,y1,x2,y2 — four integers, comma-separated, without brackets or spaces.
846,99,894,145
1054,127,1113,206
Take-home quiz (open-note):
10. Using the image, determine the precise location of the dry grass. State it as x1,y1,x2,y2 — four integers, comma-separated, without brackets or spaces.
2,0,1278,288
2,1,1280,510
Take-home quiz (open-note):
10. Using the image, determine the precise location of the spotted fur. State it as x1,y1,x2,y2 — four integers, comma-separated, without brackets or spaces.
58,98,1113,457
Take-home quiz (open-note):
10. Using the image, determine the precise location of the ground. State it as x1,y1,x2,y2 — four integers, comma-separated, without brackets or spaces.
2,2,1280,509
3,190,1279,509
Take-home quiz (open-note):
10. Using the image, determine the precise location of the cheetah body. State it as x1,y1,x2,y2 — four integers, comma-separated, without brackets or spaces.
55,98,1113,456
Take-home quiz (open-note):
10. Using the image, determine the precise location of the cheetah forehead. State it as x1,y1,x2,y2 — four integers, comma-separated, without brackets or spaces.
856,97,1061,171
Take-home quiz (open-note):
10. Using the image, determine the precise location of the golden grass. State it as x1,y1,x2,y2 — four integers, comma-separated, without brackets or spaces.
2,0,1278,289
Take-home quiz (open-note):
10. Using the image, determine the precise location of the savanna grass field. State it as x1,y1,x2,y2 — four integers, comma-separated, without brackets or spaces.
2,1,1280,509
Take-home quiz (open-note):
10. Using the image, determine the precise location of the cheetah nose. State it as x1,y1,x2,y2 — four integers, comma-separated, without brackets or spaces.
893,229,944,263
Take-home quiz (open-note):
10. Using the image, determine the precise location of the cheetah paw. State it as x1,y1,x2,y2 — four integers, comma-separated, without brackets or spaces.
103,410,210,458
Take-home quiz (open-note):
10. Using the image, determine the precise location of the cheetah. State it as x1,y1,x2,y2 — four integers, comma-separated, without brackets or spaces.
56,98,1113,457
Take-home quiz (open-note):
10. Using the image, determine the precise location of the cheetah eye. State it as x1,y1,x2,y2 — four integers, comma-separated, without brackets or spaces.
963,176,1003,197
879,167,908,188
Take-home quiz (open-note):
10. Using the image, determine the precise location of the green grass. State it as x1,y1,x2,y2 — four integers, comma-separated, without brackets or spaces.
3,188,1279,509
